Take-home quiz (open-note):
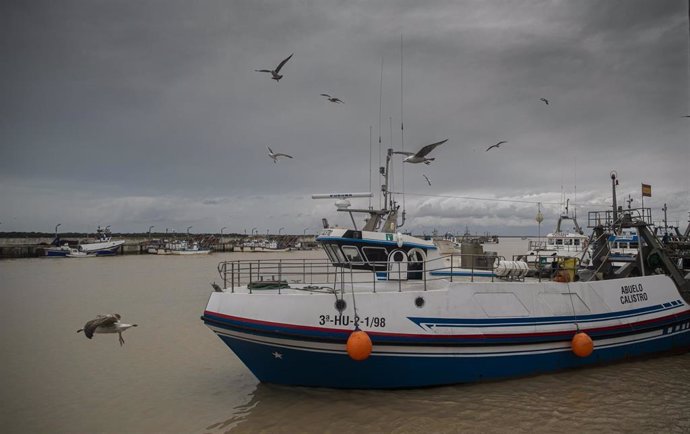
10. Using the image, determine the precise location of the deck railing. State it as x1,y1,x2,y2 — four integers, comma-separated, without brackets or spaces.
216,252,584,293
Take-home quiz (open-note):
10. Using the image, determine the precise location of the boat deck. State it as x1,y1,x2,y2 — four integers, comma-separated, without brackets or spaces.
215,256,578,295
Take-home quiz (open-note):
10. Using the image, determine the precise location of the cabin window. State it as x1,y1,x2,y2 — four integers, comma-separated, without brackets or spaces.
548,239,555,245
330,245,347,263
555,239,563,245
342,246,364,264
574,239,580,246
565,239,572,246
362,246,388,266
407,248,426,280
407,248,426,263
322,244,346,264
390,250,406,262
322,244,339,263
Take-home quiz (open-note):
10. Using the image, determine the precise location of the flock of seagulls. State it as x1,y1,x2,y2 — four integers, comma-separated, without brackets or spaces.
254,51,553,186
77,313,137,346
257,54,347,163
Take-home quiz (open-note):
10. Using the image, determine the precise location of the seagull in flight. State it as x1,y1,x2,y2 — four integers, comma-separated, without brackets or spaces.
77,313,137,346
422,174,432,186
267,146,293,163
320,93,344,104
540,97,549,105
486,141,507,152
393,139,448,165
255,53,294,82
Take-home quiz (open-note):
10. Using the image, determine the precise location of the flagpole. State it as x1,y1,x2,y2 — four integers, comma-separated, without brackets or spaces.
641,183,644,209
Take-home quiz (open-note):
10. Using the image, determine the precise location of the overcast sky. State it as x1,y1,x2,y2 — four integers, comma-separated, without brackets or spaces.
1,0,688,236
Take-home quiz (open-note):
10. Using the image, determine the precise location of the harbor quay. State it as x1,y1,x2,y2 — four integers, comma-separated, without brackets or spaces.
0,234,317,258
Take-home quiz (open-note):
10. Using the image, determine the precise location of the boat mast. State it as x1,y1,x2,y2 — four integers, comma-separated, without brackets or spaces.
611,171,619,226
381,148,399,233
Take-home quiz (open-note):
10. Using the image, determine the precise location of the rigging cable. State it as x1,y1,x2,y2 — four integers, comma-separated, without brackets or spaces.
388,191,562,205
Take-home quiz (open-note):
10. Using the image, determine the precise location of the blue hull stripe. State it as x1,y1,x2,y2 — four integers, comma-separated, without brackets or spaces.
408,302,683,328
202,307,690,346
45,251,68,257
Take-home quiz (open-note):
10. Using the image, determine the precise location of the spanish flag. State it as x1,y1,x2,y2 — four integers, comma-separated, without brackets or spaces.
641,183,652,197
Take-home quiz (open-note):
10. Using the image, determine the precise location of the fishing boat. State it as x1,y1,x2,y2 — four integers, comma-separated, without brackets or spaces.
153,240,211,255
44,241,73,257
201,165,690,389
517,203,590,276
44,225,124,256
77,226,125,256
240,239,291,252
606,229,640,267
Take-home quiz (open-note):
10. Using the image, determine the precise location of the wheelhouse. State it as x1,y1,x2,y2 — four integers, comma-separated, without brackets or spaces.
316,228,436,280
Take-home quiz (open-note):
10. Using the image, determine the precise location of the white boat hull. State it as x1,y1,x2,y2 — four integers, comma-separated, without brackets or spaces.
79,239,125,255
203,274,690,388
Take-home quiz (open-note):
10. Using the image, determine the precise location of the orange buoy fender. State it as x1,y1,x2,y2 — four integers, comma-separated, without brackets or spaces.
347,330,372,361
571,332,594,357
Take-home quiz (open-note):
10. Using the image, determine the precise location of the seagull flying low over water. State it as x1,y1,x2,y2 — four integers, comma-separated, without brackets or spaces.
393,139,448,165
320,93,344,104
422,174,432,186
267,146,293,163
255,53,294,82
540,97,549,105
77,313,137,346
486,141,507,152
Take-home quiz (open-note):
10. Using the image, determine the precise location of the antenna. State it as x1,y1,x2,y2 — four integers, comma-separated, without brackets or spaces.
369,126,372,209
312,192,373,200
378,56,384,209
574,155,577,219
389,116,394,210
313,192,375,231
400,34,406,215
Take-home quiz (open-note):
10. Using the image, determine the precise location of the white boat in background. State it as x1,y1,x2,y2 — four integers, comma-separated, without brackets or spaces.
606,229,639,266
518,206,590,276
66,250,98,258
240,239,290,252
78,226,125,255
153,240,211,255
